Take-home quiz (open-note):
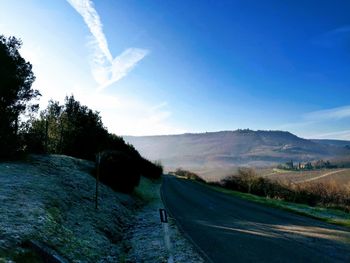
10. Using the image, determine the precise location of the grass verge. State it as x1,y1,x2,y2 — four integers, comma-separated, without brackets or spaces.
196,181,350,228
133,176,162,203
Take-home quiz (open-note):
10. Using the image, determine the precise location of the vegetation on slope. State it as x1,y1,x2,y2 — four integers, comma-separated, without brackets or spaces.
216,168,350,212
0,34,162,193
0,155,135,262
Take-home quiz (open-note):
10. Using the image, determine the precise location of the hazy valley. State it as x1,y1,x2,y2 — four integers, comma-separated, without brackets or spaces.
125,129,350,180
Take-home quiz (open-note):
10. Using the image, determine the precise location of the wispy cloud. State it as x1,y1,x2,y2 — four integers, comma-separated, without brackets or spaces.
278,105,350,140
67,0,149,90
304,105,350,121
310,130,350,140
313,25,350,48
98,48,149,90
279,105,350,130
328,25,350,35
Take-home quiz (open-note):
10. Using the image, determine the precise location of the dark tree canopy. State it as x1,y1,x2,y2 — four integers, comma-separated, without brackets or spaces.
0,35,40,157
25,95,163,192
26,95,141,159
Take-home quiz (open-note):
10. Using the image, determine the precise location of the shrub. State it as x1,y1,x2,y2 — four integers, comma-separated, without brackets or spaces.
21,118,46,154
173,168,206,182
220,168,257,193
218,169,350,212
98,151,141,193
140,159,163,179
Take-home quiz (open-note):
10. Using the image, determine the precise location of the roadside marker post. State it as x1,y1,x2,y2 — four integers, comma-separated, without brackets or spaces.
160,208,174,263
95,153,101,210
159,209,168,223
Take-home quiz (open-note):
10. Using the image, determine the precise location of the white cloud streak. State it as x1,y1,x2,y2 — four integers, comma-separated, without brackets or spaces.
67,0,112,61
278,105,350,140
329,25,350,35
309,130,350,140
98,48,149,91
304,105,350,121
67,0,149,90
313,25,350,48
65,0,181,135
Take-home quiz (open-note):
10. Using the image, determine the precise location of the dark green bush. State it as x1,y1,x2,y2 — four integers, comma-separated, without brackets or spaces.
98,151,141,193
140,159,163,179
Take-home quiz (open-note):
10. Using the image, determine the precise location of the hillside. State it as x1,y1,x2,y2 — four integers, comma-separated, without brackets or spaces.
311,139,350,148
0,155,203,262
124,130,350,173
0,155,135,262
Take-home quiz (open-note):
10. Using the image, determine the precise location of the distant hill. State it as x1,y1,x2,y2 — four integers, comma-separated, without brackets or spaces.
124,130,350,173
311,139,350,148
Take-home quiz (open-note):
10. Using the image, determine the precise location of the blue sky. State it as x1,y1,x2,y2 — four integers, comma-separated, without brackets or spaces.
1,1,350,138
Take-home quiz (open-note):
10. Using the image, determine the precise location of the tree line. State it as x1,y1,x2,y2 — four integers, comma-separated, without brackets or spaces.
0,35,162,193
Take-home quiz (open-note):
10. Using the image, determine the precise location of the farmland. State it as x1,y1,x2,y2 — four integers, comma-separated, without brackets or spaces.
262,168,350,186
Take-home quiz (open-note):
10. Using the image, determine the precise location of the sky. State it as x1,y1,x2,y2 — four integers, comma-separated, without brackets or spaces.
0,0,350,139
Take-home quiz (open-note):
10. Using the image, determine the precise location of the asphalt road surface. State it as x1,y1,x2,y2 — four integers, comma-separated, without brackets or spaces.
161,175,350,263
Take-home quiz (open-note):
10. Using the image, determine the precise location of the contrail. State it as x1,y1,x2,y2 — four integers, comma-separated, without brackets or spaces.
67,0,149,90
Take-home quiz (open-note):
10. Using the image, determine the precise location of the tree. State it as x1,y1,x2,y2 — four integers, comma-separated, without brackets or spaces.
0,35,40,157
61,95,109,159
25,94,162,192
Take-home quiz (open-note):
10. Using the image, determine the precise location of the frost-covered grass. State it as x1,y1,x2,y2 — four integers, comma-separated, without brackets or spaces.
203,182,350,228
0,154,135,262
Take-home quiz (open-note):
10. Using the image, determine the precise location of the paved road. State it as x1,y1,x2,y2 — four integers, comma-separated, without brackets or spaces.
161,175,350,263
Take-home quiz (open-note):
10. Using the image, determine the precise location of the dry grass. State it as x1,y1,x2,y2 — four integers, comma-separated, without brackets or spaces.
315,169,350,184
261,168,350,184
217,168,350,212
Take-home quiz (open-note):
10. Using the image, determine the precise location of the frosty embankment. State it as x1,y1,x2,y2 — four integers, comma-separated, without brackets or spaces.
0,155,202,262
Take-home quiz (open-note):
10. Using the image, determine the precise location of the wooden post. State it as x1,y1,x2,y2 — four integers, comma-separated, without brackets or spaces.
160,209,173,262
95,152,101,210
45,119,49,153
59,120,64,154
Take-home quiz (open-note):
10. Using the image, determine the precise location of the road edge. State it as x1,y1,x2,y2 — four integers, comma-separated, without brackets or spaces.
160,176,214,263
195,180,350,229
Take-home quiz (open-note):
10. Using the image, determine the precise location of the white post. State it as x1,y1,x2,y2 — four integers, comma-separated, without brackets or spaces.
163,223,174,263
160,209,174,263
95,152,101,210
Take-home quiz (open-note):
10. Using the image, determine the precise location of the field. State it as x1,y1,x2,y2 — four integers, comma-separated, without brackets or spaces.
261,168,350,186
186,166,350,189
